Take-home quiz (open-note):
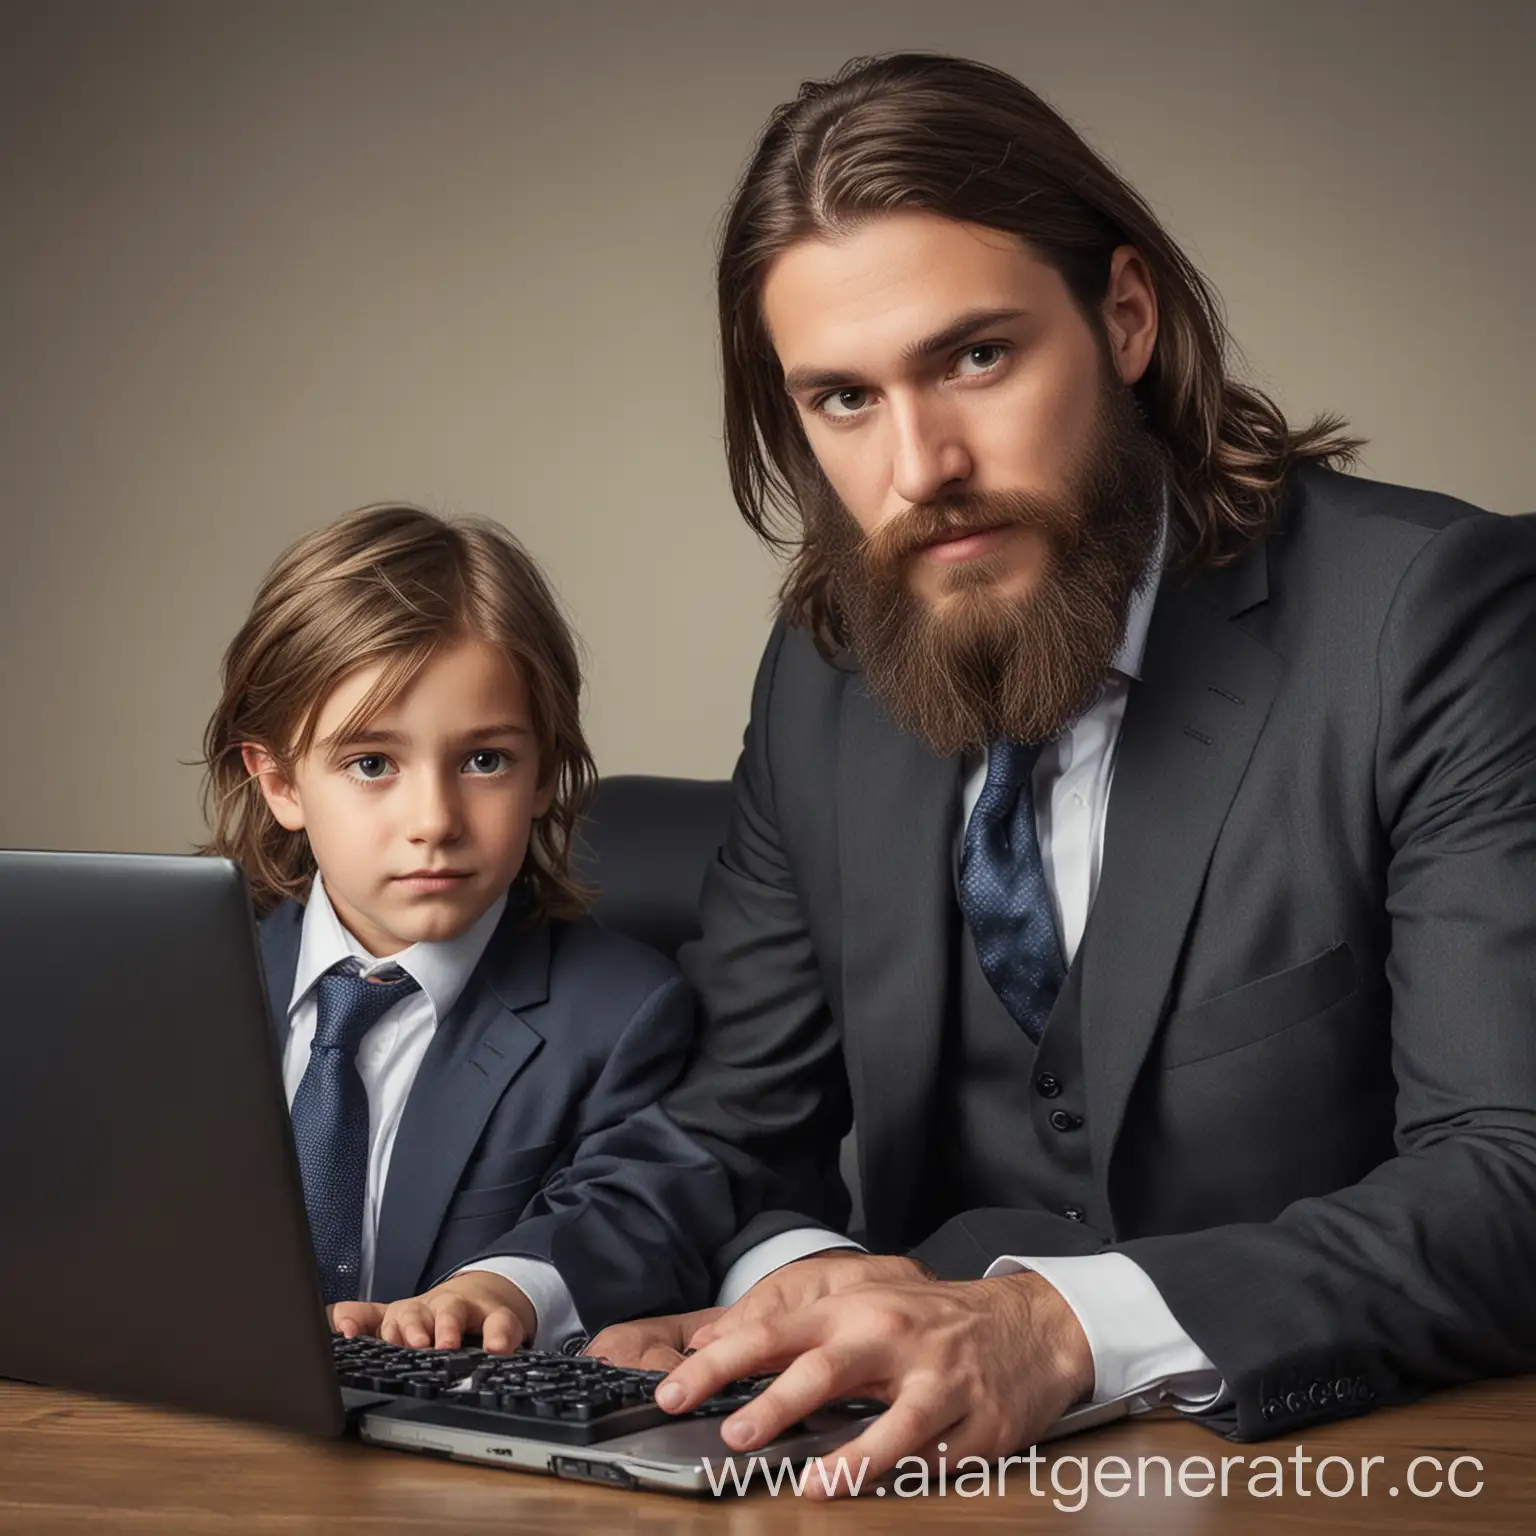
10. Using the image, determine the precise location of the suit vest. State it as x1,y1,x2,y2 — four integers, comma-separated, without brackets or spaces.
926,906,1098,1236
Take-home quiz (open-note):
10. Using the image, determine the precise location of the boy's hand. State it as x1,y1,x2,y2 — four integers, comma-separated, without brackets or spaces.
584,1306,725,1370
329,1270,536,1353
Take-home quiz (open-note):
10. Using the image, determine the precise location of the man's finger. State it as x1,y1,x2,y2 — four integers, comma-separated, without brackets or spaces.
806,1392,963,1498
657,1313,822,1413
804,1394,958,1499
688,1301,757,1350
718,1342,861,1451
480,1305,522,1354
679,1306,726,1348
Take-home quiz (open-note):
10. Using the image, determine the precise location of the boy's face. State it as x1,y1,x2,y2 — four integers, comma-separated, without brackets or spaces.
245,636,553,956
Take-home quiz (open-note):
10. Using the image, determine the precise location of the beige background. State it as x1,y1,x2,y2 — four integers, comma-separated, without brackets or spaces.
0,0,1530,854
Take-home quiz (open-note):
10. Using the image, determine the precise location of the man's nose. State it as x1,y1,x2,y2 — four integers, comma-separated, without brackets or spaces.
887,394,973,508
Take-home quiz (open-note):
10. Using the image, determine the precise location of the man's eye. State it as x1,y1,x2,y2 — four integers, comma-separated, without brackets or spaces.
954,343,1007,375
465,750,509,775
347,755,393,781
817,387,872,419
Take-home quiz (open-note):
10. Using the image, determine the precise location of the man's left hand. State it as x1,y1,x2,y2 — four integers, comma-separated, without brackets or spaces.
653,1271,1094,1498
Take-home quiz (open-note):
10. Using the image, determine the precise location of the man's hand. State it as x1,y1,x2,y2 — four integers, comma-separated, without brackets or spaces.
584,1307,725,1370
329,1270,535,1353
584,1252,930,1369
688,1251,933,1350
654,1272,1094,1498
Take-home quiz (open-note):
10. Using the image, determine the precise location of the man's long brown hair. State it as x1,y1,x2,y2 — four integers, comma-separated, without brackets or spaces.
199,504,596,918
718,52,1363,650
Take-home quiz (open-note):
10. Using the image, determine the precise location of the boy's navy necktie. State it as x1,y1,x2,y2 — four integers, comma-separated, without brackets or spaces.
958,739,1066,1042
290,960,420,1304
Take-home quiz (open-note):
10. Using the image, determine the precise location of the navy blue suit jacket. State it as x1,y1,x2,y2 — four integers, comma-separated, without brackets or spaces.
258,897,729,1332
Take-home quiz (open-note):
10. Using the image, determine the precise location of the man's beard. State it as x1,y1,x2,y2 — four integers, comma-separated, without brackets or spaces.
820,376,1168,756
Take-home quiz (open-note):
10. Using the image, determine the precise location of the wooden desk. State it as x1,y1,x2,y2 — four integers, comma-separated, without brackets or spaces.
2,1377,1532,1533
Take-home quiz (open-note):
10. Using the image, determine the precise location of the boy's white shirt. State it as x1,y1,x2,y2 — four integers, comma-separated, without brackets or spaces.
283,874,580,1348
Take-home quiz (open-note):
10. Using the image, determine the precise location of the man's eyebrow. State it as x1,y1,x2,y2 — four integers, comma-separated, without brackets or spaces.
781,307,1029,396
900,307,1029,365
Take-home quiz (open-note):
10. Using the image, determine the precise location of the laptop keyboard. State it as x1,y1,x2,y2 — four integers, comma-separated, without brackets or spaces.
332,1334,797,1446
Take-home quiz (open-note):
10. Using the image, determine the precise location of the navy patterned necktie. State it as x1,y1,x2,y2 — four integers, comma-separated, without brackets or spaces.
290,960,420,1303
958,739,1066,1042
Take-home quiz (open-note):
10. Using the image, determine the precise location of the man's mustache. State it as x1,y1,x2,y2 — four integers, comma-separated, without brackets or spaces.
860,489,1079,575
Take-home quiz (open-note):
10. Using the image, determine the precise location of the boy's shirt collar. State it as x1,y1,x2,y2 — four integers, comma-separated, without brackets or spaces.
289,872,508,1027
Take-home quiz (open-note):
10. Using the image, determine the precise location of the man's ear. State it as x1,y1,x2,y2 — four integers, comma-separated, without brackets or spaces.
241,743,306,832
1100,244,1158,388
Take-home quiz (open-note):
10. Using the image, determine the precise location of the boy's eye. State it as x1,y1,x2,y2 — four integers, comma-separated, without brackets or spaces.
465,749,510,775
347,755,394,781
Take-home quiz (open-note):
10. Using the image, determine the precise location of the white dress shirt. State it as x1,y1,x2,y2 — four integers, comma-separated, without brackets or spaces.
283,875,579,1348
717,536,1227,1413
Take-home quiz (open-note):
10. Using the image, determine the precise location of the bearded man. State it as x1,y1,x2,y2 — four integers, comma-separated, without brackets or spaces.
580,52,1536,1484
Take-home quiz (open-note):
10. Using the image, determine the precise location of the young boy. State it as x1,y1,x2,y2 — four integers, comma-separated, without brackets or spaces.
200,504,731,1353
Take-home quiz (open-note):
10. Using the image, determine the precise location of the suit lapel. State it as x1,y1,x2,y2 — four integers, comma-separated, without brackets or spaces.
838,677,962,1248
256,901,304,1054
1079,548,1282,1218
370,909,548,1301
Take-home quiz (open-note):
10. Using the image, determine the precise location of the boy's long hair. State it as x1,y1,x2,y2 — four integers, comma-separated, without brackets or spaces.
199,505,596,919
718,52,1364,651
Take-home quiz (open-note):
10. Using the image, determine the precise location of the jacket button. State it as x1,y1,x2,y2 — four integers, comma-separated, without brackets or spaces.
1062,1206,1086,1222
1035,1072,1062,1098
1334,1377,1354,1401
1309,1381,1332,1407
1354,1376,1375,1404
1285,1391,1305,1414
1049,1109,1083,1132
1262,1397,1282,1422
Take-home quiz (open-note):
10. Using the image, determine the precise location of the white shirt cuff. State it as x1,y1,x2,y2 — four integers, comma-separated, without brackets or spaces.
986,1251,1227,1411
715,1227,865,1307
452,1257,583,1352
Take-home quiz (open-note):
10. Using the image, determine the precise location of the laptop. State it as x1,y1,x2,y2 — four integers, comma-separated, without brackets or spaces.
0,849,1131,1494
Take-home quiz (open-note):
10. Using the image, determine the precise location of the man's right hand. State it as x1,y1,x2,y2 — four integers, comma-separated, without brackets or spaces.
587,1252,932,1368
691,1251,932,1348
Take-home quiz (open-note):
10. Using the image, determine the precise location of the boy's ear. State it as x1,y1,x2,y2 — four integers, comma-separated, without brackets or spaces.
241,743,306,832
533,771,558,820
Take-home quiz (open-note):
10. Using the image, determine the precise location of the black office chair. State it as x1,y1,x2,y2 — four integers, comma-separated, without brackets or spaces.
573,773,866,1236
571,774,735,961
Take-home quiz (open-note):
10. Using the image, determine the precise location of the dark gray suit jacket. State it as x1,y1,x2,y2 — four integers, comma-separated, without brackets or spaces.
660,465,1536,1439
259,900,729,1331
